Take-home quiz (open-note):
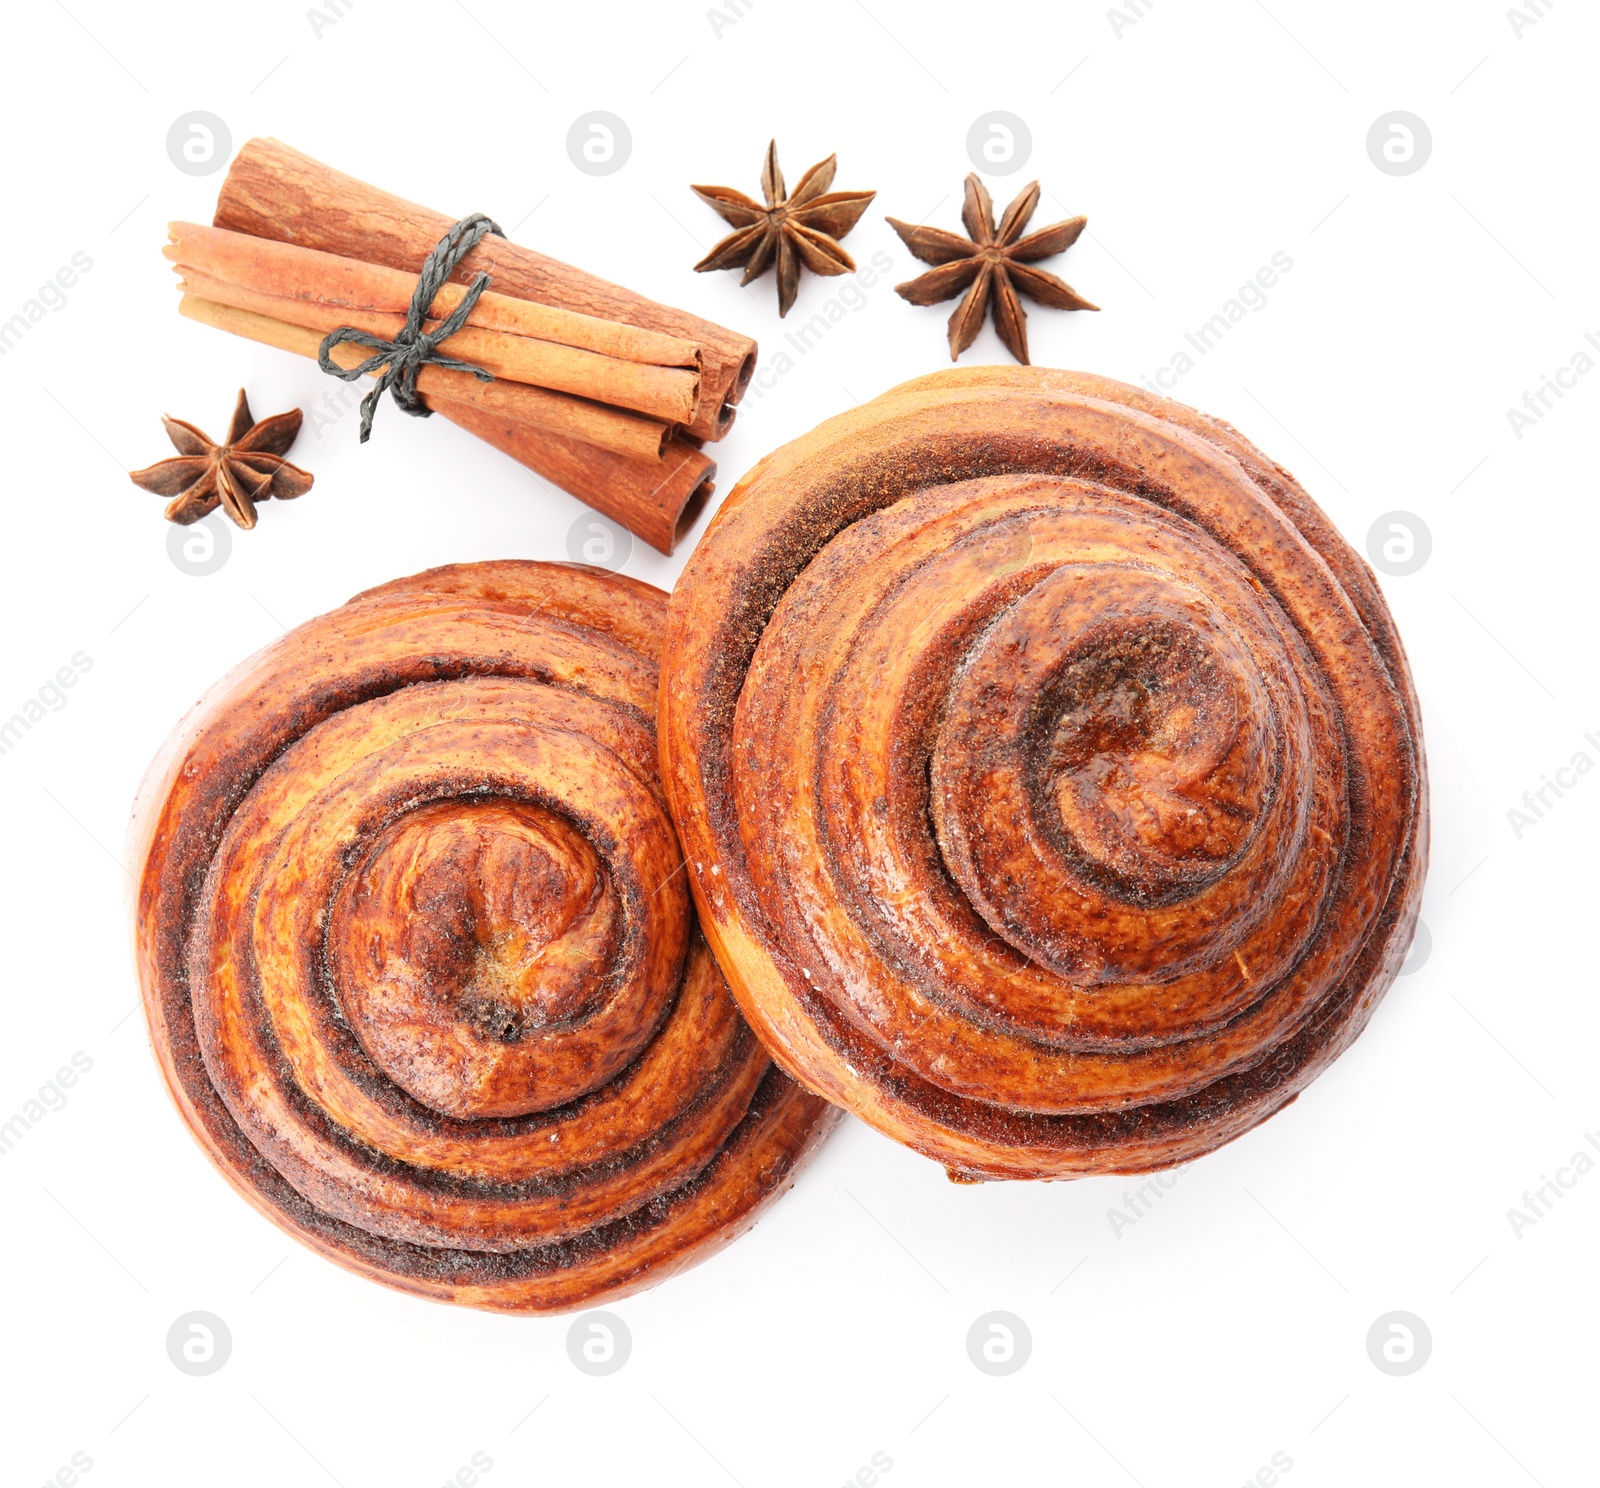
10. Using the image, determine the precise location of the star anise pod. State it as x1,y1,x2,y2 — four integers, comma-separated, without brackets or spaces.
887,175,1099,363
692,141,876,317
128,389,312,529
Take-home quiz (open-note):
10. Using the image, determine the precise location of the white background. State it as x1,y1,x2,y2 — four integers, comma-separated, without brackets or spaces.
1,2,1595,1484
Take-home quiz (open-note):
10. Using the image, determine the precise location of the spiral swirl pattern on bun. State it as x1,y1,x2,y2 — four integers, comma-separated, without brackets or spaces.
659,368,1426,1180
133,562,835,1310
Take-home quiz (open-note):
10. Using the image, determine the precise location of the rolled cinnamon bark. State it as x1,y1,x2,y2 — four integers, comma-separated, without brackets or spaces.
179,295,671,460
215,138,756,441
168,222,702,368
168,224,702,425
659,367,1428,1181
177,295,711,551
177,267,697,426
441,402,716,556
131,561,837,1312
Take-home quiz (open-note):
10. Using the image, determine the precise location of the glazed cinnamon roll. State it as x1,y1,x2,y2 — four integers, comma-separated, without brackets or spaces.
659,368,1426,1180
132,561,835,1310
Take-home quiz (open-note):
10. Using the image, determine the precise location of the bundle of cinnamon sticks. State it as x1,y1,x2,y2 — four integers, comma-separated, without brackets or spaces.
169,139,759,553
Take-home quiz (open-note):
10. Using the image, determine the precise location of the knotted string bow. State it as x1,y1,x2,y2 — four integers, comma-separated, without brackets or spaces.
317,212,504,442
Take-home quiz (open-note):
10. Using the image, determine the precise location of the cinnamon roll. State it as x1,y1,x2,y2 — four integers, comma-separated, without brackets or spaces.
659,367,1426,1180
132,561,836,1309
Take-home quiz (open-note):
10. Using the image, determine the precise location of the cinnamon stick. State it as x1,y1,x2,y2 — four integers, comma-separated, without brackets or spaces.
175,263,699,425
441,404,717,557
214,138,756,441
179,295,710,550
168,222,702,369
179,296,670,461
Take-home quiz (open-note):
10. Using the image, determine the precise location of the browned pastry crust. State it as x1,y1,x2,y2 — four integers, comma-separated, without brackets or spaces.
132,561,836,1311
659,368,1427,1180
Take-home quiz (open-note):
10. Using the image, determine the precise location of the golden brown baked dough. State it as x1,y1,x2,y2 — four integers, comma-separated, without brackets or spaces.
659,368,1427,1180
132,561,836,1310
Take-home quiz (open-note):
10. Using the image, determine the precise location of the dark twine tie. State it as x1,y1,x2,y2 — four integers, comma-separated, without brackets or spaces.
317,212,504,442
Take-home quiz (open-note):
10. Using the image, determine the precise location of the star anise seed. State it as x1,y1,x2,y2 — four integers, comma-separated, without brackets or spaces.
887,175,1099,363
129,388,313,529
692,141,876,317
